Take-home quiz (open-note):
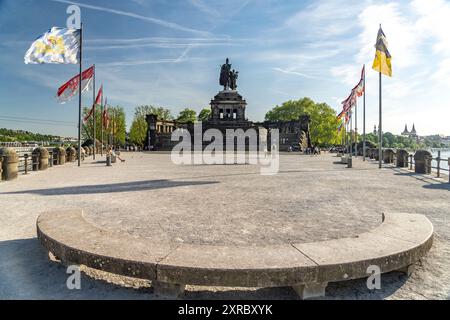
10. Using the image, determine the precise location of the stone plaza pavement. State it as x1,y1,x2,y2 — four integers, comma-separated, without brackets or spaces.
0,152,449,299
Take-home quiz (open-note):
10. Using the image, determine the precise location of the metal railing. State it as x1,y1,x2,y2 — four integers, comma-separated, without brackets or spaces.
407,151,450,182
365,149,450,183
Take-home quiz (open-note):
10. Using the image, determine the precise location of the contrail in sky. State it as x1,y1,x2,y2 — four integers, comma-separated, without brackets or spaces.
50,0,211,36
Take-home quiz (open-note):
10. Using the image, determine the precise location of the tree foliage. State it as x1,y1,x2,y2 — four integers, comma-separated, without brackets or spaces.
135,105,173,121
198,108,211,121
0,128,59,142
265,98,341,146
129,116,147,147
177,108,197,123
82,106,126,146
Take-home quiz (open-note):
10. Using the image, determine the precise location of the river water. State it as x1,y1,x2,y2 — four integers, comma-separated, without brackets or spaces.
430,149,450,170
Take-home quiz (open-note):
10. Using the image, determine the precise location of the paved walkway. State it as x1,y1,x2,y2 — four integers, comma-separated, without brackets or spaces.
0,153,449,299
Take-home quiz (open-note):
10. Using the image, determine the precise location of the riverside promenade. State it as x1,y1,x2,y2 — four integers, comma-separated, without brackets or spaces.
0,153,449,299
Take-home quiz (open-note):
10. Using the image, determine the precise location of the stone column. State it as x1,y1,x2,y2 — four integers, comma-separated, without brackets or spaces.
374,149,380,161
33,147,49,171
66,147,76,162
396,149,409,168
383,149,395,164
414,150,432,174
0,147,19,181
54,147,66,165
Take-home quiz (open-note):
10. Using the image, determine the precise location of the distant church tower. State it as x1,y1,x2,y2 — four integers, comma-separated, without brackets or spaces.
410,124,417,138
401,124,409,136
401,123,418,139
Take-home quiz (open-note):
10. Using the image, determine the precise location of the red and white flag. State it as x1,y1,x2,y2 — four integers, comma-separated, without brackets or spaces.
56,65,94,104
352,65,365,97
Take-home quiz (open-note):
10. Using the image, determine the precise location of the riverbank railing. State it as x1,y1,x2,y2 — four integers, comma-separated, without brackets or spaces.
407,150,450,182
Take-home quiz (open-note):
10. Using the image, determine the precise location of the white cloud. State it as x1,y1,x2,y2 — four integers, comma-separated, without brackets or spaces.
412,0,450,55
284,0,366,39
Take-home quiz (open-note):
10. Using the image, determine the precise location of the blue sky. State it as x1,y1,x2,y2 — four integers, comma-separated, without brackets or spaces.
1,0,450,137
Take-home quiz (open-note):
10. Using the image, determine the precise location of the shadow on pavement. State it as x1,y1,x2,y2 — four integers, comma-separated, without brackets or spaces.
1,180,219,196
0,238,151,299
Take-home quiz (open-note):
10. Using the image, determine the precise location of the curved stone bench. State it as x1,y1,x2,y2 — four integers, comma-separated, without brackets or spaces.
36,211,433,299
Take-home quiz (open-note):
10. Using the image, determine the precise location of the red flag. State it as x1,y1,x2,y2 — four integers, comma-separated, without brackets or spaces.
56,65,94,104
103,98,109,128
83,86,103,122
83,107,94,122
95,85,103,106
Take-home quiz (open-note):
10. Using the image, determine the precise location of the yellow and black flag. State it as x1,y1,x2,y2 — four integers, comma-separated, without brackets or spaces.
372,26,392,77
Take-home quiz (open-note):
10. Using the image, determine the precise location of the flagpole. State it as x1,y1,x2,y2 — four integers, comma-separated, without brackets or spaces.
112,109,115,149
378,71,382,169
350,108,353,158
363,64,366,161
101,92,104,156
345,117,348,154
355,99,358,157
92,64,96,160
77,23,83,167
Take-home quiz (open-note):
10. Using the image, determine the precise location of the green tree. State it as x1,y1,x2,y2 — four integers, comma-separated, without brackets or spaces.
95,106,126,146
82,107,104,143
129,116,147,147
265,98,340,147
135,105,173,121
198,108,211,121
177,108,197,123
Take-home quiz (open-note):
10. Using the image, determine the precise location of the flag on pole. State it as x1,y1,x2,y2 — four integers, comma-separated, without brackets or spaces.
95,85,103,106
342,91,356,112
24,27,80,64
56,65,94,104
353,65,365,97
372,27,392,77
103,98,109,128
83,86,103,122
83,106,94,122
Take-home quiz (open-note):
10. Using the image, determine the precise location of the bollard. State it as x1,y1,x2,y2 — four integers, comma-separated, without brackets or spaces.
410,154,413,170
24,154,29,174
53,147,66,165
0,156,3,181
437,150,441,178
66,147,76,162
396,149,409,168
347,155,352,168
48,151,53,167
106,154,112,166
374,149,380,161
0,148,19,181
414,150,432,174
383,149,395,164
448,157,450,183
32,153,39,171
32,147,49,171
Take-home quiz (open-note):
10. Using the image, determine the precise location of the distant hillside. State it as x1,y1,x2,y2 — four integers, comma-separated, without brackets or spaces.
0,128,60,142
